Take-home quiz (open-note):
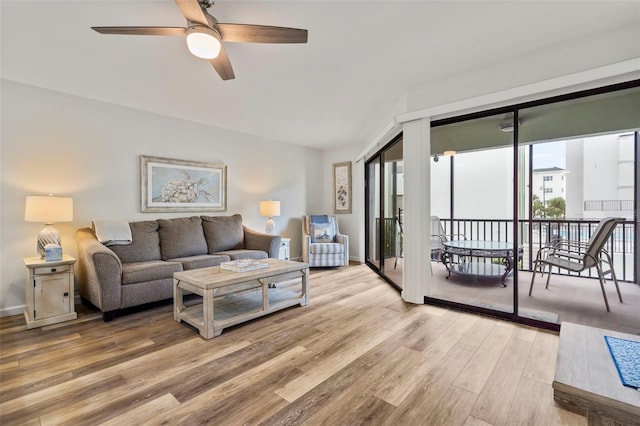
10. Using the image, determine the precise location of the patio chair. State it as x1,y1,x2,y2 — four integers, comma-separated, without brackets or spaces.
528,217,624,312
430,216,465,261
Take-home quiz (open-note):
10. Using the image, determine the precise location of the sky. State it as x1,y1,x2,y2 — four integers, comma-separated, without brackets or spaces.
532,140,566,169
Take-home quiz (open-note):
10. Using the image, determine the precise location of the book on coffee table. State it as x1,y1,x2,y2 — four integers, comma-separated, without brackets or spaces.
220,259,269,272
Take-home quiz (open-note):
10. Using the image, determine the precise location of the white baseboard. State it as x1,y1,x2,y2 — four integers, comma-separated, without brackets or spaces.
1,292,80,318
1,305,24,317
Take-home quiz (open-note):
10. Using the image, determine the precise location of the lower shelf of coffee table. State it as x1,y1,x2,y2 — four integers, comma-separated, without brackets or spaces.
179,287,304,335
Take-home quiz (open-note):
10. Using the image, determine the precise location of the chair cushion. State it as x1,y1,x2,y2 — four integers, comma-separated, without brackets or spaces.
310,242,344,254
121,260,183,285
310,222,335,243
167,254,230,271
157,216,208,260
201,214,245,253
110,221,161,263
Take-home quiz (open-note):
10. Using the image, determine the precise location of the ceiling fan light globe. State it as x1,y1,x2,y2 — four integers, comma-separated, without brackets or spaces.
186,27,221,59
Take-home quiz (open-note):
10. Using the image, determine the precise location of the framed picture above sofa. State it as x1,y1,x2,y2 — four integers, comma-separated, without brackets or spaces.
140,155,227,212
333,161,352,214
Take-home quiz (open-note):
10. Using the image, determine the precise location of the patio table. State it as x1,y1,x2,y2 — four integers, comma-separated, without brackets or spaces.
441,240,522,286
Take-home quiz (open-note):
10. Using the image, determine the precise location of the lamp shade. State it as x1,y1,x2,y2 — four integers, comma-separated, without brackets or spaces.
259,200,280,217
25,196,73,223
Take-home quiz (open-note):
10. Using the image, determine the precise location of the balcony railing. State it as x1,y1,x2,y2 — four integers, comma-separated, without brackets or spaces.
439,218,636,282
584,200,634,212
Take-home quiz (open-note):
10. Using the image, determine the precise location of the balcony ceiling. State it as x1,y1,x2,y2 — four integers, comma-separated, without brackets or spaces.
1,1,639,150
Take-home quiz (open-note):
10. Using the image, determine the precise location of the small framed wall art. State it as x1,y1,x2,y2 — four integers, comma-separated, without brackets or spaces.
332,161,352,214
140,155,227,213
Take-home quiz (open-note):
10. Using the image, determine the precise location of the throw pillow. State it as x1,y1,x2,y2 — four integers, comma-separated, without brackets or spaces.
110,220,161,263
310,222,335,243
201,214,245,253
157,216,208,260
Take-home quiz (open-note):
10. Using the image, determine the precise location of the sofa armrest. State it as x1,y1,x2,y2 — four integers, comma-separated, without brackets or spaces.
76,227,123,312
243,226,281,258
336,233,349,266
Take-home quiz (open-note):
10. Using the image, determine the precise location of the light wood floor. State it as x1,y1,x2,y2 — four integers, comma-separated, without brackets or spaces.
0,264,588,425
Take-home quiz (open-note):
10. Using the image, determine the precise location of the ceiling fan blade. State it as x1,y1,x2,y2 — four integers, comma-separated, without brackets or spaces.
175,0,209,26
92,27,187,36
210,45,235,80
217,24,308,43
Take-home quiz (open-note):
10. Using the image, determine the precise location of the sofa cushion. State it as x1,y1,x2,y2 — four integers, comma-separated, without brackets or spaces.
121,260,183,285
110,221,161,263
168,254,230,270
201,214,245,253
214,249,268,261
157,216,208,260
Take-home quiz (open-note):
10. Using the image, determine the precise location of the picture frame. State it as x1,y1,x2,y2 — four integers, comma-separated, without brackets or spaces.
332,161,352,214
140,155,227,213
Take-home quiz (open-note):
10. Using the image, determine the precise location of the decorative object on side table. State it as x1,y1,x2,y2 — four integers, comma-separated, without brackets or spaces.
332,161,352,214
140,155,227,213
24,195,73,258
259,199,280,235
44,244,63,262
23,255,77,328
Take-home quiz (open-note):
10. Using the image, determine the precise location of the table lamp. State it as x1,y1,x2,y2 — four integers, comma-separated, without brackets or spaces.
25,195,74,258
259,200,280,235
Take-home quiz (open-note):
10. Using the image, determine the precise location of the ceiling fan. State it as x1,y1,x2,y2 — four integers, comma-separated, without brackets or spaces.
92,0,308,81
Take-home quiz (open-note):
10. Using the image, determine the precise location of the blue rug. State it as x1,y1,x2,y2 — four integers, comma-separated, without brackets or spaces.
604,336,640,389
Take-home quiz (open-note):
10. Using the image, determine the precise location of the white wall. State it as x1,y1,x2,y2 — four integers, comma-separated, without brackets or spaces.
322,144,365,263
406,23,638,114
0,80,325,315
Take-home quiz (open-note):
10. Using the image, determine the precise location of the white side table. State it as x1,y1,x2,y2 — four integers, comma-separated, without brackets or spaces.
23,255,77,329
278,238,291,261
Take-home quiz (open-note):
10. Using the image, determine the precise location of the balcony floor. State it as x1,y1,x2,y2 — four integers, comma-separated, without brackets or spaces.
385,259,640,335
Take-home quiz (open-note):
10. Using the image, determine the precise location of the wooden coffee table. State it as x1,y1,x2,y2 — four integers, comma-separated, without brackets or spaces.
173,258,309,339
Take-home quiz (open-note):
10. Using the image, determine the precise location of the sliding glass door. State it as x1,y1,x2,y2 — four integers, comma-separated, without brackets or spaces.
365,136,404,289
516,86,640,331
425,81,639,332
428,112,516,315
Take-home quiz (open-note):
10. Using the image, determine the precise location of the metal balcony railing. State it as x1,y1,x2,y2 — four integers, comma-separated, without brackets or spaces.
584,200,634,212
439,218,636,282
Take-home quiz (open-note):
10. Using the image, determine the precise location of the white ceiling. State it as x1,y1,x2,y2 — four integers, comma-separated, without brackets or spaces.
2,1,639,150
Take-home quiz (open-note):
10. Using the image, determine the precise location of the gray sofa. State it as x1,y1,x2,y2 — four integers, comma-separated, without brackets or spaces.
76,214,281,321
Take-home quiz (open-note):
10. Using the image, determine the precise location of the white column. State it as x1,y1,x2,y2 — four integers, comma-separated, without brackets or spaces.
401,117,432,304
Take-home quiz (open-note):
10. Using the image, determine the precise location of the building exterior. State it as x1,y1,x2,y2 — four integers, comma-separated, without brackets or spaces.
532,166,567,210
566,133,635,220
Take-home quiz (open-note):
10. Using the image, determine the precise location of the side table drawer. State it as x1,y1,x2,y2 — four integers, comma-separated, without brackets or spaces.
35,264,71,275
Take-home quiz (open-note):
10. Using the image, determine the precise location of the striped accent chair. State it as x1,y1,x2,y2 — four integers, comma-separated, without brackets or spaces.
302,215,349,267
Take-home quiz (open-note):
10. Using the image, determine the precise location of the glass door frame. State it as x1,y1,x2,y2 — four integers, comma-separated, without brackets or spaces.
365,133,403,291
424,79,639,331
